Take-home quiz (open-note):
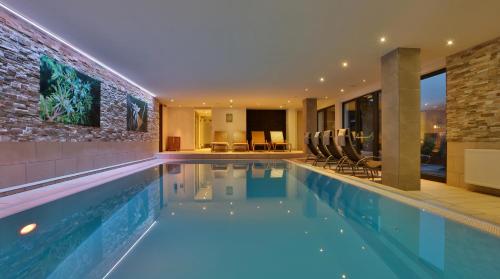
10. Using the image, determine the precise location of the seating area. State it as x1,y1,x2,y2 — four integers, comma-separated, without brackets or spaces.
210,130,292,152
303,129,382,181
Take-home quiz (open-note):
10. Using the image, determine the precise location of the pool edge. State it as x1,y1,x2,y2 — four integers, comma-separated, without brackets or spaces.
286,159,500,237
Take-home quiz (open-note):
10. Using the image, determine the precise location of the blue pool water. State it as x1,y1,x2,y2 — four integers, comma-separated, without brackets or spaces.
1,160,499,279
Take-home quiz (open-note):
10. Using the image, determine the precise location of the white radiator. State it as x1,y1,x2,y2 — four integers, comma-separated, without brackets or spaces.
464,149,500,189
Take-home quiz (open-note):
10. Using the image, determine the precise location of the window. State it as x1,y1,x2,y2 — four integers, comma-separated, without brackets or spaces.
420,70,446,182
317,105,335,132
342,92,380,157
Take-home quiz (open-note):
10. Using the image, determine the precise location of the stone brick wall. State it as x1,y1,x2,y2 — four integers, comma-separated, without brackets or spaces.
446,36,500,190
0,9,159,188
447,37,500,142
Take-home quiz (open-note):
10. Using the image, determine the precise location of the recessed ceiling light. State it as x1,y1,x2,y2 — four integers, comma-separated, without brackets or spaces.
362,79,366,83
169,99,174,102
287,100,291,103
324,96,328,99
20,223,37,235
340,88,345,92
447,40,454,46
305,88,309,92
202,102,206,105
379,37,386,43
229,99,233,103
279,105,283,108
319,77,325,83
342,61,348,68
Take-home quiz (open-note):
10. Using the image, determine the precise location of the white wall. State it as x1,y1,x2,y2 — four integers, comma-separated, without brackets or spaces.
286,109,298,150
212,108,246,142
161,105,168,151
167,108,195,150
296,109,304,150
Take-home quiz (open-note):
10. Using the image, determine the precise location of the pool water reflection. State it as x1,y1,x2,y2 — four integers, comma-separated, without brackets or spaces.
0,161,499,279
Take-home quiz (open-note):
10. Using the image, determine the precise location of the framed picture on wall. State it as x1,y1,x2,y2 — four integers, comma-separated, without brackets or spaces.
226,113,233,123
39,55,101,127
127,94,148,132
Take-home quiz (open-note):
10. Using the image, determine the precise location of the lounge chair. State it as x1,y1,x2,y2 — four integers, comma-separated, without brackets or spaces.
270,131,291,151
251,131,270,151
211,131,230,152
337,128,381,180
232,131,249,151
316,131,332,165
304,132,326,165
322,130,347,169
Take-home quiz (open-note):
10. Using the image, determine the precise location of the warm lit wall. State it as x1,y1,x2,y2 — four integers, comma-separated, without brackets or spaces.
198,115,212,148
286,109,298,150
166,107,301,150
296,110,304,150
211,108,246,143
161,105,168,151
446,36,500,190
0,8,159,189
166,108,195,150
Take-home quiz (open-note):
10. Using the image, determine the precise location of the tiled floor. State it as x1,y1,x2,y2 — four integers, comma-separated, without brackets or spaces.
289,159,500,233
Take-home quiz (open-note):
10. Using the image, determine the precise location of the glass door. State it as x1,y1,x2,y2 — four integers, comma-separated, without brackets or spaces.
342,92,380,157
420,70,447,182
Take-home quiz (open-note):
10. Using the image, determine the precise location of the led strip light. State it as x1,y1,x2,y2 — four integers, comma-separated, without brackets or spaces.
102,220,158,279
0,1,157,98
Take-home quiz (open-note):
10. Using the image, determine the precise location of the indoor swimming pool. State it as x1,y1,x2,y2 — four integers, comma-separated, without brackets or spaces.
0,160,499,279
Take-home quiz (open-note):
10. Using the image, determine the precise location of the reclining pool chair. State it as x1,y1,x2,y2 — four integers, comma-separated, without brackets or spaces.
316,131,333,168
232,131,249,151
251,131,270,151
337,128,381,180
321,130,347,169
270,131,291,151
304,132,325,165
211,131,230,152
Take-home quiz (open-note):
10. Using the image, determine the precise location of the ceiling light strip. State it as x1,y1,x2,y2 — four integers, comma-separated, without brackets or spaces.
0,1,157,97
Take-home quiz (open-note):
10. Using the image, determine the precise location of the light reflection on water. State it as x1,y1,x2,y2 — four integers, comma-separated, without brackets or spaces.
0,161,499,279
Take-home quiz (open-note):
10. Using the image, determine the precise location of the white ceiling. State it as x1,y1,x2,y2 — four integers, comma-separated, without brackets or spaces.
3,0,500,108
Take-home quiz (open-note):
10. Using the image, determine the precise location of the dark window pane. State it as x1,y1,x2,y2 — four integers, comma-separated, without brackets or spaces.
420,71,447,181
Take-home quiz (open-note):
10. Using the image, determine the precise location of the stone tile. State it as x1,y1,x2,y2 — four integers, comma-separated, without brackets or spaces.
0,163,26,188
93,155,112,169
0,142,35,165
26,160,56,183
76,156,94,172
55,158,77,176
61,142,86,159
35,142,62,161
0,11,158,143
